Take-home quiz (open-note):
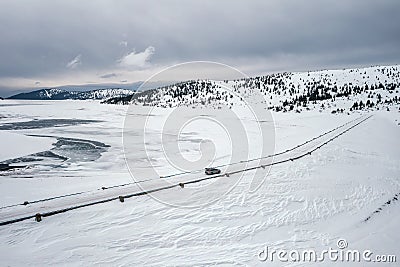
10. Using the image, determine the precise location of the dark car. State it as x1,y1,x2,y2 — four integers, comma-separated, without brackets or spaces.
205,167,221,175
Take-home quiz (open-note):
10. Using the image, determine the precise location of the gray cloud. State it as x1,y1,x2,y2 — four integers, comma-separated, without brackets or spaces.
100,73,118,79
66,54,82,69
0,0,399,94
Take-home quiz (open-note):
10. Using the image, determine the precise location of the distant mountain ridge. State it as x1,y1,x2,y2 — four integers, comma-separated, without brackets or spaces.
7,88,135,100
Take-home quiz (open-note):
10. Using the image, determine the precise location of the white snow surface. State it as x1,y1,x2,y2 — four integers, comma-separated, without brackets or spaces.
0,65,399,266
0,131,54,162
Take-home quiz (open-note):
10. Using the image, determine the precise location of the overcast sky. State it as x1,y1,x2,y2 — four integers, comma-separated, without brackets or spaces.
0,0,400,96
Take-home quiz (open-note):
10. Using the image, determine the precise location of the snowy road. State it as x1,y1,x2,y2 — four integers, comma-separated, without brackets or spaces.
0,115,371,225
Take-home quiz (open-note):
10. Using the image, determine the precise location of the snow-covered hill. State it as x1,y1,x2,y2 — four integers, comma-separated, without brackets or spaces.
8,88,135,100
103,65,400,113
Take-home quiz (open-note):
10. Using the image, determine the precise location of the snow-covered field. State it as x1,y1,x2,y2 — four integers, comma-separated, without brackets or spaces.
0,81,400,265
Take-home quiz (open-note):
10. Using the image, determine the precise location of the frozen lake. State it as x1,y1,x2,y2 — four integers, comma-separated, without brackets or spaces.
0,99,399,266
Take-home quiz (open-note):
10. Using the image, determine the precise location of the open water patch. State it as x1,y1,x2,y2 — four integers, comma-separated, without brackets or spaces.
0,118,101,130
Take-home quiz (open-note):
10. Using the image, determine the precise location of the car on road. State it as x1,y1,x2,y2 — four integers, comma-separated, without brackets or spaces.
205,167,221,175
